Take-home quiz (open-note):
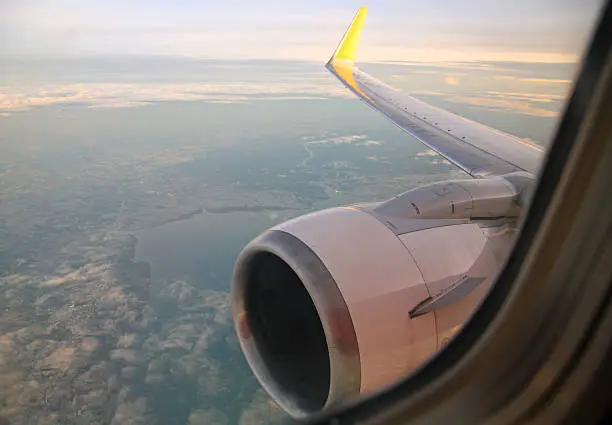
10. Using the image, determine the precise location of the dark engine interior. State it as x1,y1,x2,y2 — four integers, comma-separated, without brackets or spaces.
243,252,330,411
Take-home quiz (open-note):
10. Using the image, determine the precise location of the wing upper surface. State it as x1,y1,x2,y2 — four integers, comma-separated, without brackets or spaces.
326,7,544,178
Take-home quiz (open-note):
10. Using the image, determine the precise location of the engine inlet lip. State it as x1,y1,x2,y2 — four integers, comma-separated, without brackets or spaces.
231,229,361,419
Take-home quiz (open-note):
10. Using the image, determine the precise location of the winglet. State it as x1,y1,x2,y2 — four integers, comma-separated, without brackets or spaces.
328,7,368,64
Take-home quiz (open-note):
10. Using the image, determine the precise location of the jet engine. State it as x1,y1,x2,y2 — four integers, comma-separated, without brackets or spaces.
231,176,526,419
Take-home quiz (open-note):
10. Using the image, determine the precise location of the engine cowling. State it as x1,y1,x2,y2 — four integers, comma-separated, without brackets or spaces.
231,180,519,420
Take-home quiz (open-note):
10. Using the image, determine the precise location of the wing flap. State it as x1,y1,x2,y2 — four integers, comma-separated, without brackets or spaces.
326,8,544,178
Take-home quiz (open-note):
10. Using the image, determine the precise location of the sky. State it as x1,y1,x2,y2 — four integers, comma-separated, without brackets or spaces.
0,0,604,63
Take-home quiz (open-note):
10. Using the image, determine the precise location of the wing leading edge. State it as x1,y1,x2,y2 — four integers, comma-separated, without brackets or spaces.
326,7,544,178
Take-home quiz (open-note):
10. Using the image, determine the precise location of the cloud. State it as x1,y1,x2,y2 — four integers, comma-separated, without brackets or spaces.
307,134,367,144
306,134,383,146
0,80,352,112
416,149,439,157
416,149,452,165
486,91,566,102
493,75,572,85
1,0,600,62
88,101,153,109
493,75,518,80
444,74,460,85
382,61,509,71
518,77,572,85
431,158,452,165
448,94,560,117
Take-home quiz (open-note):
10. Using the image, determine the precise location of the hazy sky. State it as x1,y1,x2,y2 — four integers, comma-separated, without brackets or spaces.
0,0,604,62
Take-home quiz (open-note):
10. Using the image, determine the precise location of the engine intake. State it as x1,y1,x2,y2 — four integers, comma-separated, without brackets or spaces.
242,250,331,411
232,207,445,419
233,228,362,419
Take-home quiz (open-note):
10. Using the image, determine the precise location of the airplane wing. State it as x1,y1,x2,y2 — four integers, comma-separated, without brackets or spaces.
325,7,544,178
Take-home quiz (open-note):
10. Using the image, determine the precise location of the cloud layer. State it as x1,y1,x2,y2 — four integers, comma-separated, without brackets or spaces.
1,0,602,62
0,81,351,112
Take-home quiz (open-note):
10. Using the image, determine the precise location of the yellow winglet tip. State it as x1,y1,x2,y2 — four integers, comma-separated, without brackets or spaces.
330,7,368,63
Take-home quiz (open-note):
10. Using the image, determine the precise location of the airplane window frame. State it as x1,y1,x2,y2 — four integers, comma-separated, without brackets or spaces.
313,2,612,424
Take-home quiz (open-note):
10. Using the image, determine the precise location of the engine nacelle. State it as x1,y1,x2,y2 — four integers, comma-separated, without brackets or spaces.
231,179,520,420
